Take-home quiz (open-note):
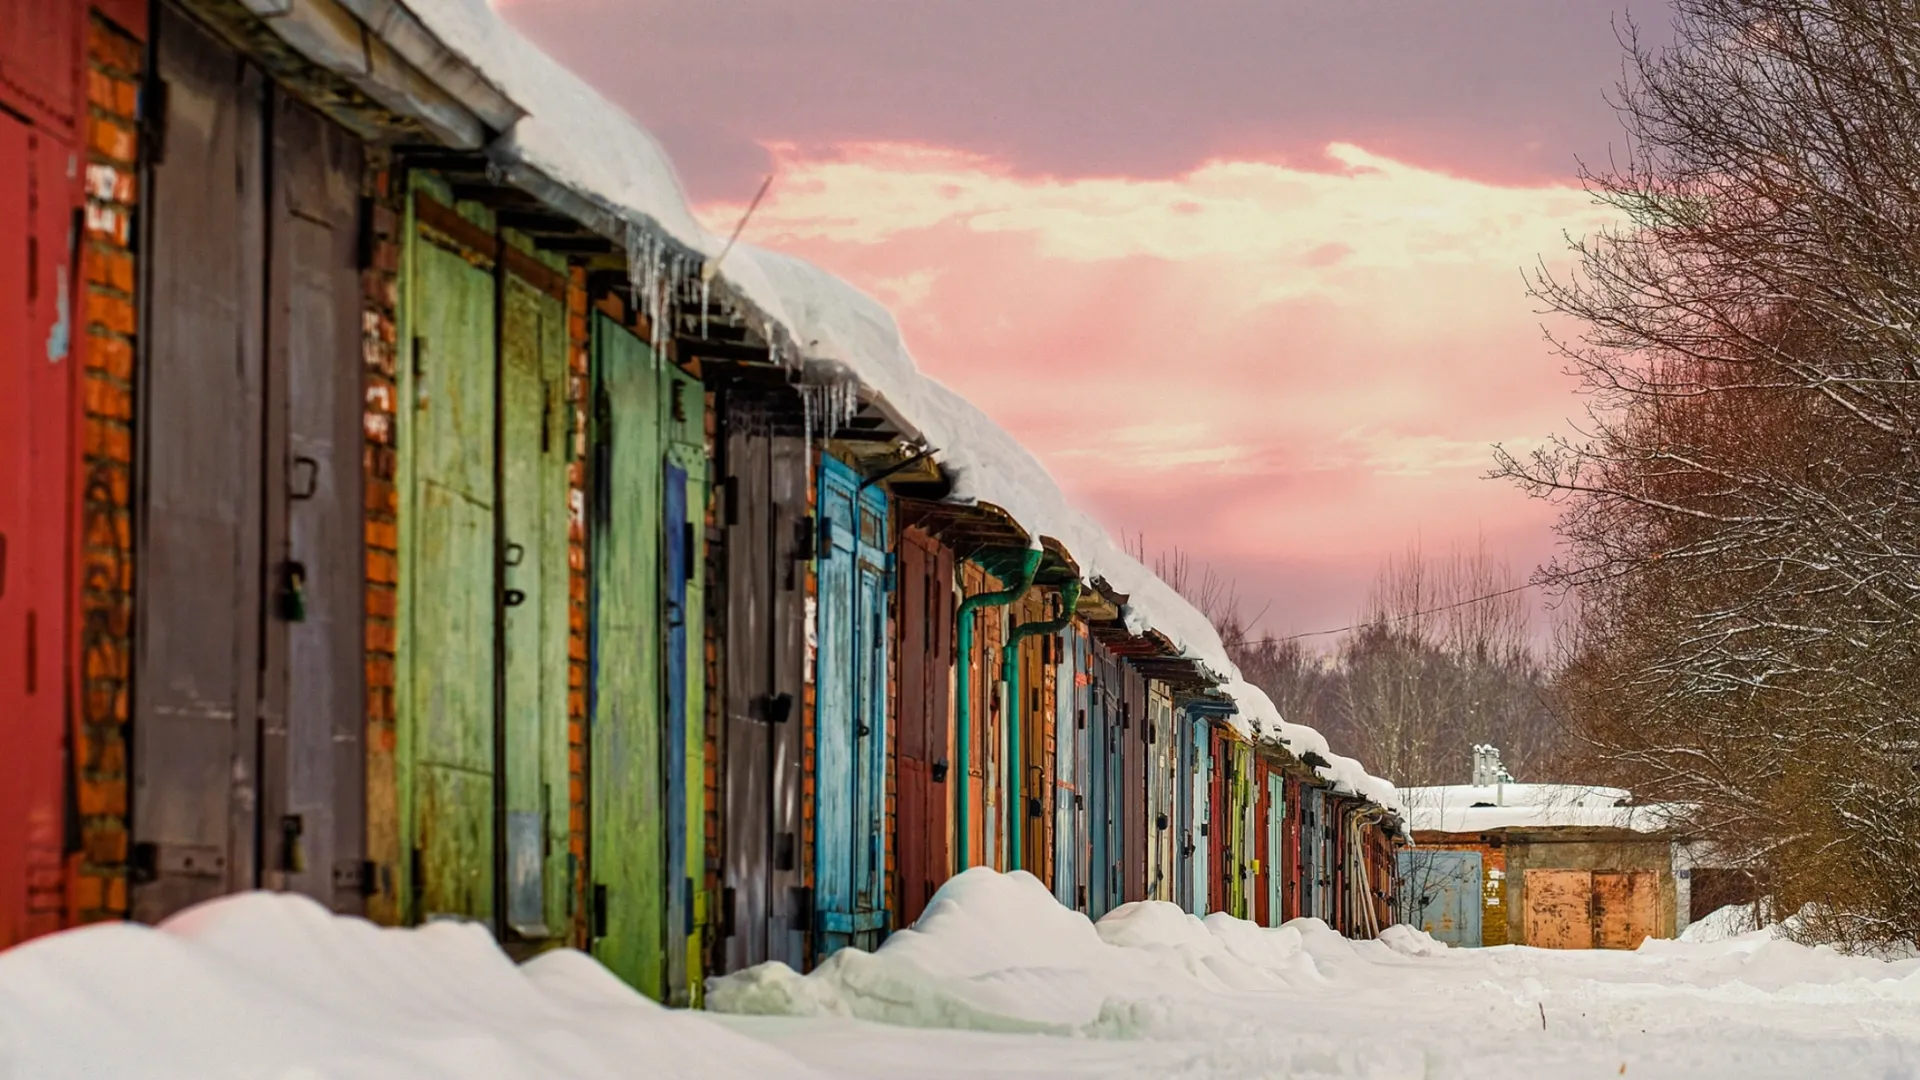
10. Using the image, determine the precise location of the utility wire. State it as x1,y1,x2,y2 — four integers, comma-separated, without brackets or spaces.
1269,581,1538,643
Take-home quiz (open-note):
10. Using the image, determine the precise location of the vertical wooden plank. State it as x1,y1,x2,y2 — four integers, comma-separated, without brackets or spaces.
853,482,889,948
133,12,267,920
894,530,931,925
812,454,858,956
405,186,498,926
1524,868,1594,949
271,89,366,912
499,263,568,940
664,365,708,1002
588,313,663,996
720,401,772,973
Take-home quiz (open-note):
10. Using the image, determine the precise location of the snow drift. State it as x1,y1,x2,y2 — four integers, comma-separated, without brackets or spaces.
0,892,823,1080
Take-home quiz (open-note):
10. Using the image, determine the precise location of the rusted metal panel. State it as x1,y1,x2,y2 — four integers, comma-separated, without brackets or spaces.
0,111,78,946
894,525,954,926
133,10,269,921
405,180,498,926
1594,870,1659,950
588,313,663,996
720,399,779,972
267,88,367,913
1524,868,1594,949
0,0,82,135
500,251,570,943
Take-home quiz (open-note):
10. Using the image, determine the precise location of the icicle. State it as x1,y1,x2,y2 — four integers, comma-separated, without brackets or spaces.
699,274,711,340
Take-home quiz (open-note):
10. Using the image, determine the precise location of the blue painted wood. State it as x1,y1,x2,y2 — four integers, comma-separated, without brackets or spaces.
663,462,690,989
1189,715,1211,916
853,480,890,948
1397,849,1483,946
813,455,892,956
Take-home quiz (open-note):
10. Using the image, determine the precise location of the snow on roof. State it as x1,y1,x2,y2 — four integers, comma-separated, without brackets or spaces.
393,0,1400,815
1398,783,1682,835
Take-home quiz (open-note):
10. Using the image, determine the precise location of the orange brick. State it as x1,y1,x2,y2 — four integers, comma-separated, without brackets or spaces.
366,586,397,620
88,333,133,380
366,550,397,586
71,872,104,912
105,875,126,913
87,289,135,335
114,78,138,118
90,116,136,165
85,827,128,864
78,778,126,817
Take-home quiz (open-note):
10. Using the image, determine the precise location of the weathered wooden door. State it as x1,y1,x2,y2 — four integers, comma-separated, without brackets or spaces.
1146,684,1174,901
718,399,808,973
813,454,889,956
1297,787,1322,921
137,16,366,920
1524,868,1594,949
1594,871,1658,950
404,183,499,926
588,314,663,995
499,254,569,941
1265,770,1285,926
134,10,268,920
1398,849,1482,946
1051,622,1084,910
1185,713,1209,915
267,88,367,912
896,526,953,926
0,106,76,946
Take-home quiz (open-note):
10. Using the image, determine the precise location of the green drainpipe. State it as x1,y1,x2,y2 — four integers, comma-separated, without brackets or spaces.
955,546,1041,876
1004,577,1081,872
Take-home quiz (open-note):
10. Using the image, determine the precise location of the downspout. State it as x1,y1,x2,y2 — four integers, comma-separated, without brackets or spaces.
954,547,1041,876
1003,578,1080,872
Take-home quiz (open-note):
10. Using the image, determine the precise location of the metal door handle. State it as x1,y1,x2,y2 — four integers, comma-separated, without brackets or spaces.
503,589,527,608
289,457,320,500
504,543,525,567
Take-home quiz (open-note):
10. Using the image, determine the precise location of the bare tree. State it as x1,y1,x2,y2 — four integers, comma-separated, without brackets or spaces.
1497,0,1920,949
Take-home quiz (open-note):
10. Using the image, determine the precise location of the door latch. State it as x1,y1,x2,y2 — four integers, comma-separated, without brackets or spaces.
931,757,949,783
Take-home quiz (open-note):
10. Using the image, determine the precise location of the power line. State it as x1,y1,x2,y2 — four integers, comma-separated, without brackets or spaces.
1269,581,1538,643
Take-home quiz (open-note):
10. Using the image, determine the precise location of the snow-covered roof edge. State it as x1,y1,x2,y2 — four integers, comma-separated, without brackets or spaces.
395,0,1402,819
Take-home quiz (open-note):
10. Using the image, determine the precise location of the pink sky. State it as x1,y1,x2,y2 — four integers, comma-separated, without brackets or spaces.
502,0,1645,638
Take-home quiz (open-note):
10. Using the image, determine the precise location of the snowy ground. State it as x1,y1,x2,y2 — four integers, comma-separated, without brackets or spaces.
3,872,1917,1080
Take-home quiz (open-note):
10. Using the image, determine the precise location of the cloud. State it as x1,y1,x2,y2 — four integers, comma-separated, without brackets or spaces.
697,141,1609,634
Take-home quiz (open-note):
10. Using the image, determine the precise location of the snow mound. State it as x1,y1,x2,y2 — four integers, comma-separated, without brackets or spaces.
0,892,824,1080
1679,901,1779,945
710,869,1346,1039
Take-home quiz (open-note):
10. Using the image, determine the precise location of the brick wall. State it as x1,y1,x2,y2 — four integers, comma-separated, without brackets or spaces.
564,268,591,945
71,10,144,925
361,153,402,924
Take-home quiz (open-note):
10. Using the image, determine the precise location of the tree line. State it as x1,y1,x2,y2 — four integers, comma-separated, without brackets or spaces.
1494,0,1920,950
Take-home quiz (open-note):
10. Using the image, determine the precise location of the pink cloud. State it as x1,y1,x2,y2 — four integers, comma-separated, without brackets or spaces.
702,141,1610,637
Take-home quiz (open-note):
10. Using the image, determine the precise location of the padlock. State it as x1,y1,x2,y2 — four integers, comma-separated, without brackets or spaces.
279,561,308,622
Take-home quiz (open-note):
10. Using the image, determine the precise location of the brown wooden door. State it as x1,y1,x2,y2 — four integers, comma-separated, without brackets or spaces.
1594,871,1659,949
1524,868,1594,949
894,526,953,926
